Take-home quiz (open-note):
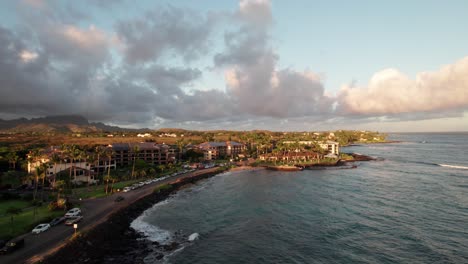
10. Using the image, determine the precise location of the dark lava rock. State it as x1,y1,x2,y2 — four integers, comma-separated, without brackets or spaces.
163,242,179,251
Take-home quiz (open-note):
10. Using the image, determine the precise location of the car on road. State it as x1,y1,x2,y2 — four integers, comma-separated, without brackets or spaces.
123,186,132,192
65,216,83,225
32,223,51,234
114,196,125,202
65,208,81,218
0,238,24,254
49,216,66,226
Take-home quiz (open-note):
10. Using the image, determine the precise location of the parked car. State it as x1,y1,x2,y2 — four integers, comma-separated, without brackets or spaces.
65,216,83,225
65,208,81,218
32,223,51,234
49,216,66,226
0,238,24,254
123,187,132,192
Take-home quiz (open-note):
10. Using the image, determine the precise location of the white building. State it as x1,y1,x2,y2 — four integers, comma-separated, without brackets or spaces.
319,141,340,155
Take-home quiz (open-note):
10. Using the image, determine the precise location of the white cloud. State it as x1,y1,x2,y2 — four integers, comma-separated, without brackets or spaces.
19,50,38,62
62,25,109,50
338,57,468,115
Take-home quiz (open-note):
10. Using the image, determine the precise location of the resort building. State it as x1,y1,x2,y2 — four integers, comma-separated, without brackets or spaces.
110,142,177,167
319,141,340,155
259,151,322,163
282,140,340,155
27,146,116,185
198,141,246,160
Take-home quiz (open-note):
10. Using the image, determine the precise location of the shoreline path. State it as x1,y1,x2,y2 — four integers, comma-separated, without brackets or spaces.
1,167,221,264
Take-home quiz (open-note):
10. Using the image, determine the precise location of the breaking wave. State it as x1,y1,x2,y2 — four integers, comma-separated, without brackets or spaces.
438,164,468,170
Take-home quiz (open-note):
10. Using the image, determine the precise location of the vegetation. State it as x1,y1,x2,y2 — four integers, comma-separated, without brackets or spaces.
0,128,388,240
0,203,63,240
154,184,173,193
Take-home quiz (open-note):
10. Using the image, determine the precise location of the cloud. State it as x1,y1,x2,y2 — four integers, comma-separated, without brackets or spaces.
215,0,333,118
116,6,216,64
19,50,38,62
337,57,468,116
1,0,467,131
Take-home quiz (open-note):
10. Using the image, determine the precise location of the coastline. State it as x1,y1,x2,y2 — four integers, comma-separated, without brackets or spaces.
40,155,378,263
42,168,230,264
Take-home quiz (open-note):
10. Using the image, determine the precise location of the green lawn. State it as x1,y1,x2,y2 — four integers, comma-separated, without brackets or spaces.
0,200,31,215
73,179,142,199
0,204,64,240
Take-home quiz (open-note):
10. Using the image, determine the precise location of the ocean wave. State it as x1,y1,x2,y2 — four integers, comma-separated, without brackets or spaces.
130,199,173,243
130,216,172,243
438,164,468,170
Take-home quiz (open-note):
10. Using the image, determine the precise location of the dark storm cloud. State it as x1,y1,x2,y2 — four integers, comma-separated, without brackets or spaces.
0,0,337,128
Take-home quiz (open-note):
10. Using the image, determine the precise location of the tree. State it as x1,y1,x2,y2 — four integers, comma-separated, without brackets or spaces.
55,180,65,200
175,138,186,161
50,153,61,189
131,145,140,179
148,167,156,177
39,162,49,201
6,151,19,170
27,149,41,201
94,146,105,180
6,207,22,235
105,148,114,193
86,152,96,190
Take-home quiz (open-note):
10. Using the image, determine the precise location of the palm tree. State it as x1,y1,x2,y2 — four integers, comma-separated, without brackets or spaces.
94,146,105,181
138,169,147,179
6,151,19,170
61,144,73,189
55,180,65,200
131,145,140,179
33,166,40,201
50,153,61,189
104,175,111,194
39,162,49,201
175,139,185,161
27,148,41,201
86,152,96,190
105,148,114,194
6,207,22,235
148,167,156,177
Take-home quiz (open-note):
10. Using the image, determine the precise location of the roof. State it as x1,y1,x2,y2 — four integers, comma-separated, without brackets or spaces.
199,141,244,149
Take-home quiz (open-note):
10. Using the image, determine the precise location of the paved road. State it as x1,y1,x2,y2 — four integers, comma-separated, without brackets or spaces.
0,168,220,264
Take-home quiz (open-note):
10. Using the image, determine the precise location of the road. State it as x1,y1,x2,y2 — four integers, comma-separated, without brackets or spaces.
0,167,220,264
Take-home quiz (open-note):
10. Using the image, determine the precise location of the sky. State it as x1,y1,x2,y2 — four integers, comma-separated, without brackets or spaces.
0,0,467,132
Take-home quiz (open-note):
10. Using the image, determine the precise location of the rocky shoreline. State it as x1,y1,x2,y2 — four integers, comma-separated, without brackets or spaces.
41,154,379,263
42,169,227,264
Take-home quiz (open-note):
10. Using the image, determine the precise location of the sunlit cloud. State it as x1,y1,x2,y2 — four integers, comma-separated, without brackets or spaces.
19,50,38,62
337,57,468,116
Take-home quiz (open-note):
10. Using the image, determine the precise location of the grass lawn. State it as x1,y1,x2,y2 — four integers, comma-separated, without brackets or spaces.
0,204,64,240
73,179,142,199
0,200,31,215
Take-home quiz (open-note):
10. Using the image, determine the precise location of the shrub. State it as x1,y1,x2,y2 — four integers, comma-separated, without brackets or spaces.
21,193,33,201
154,184,173,193
1,192,20,200
48,199,67,211
30,200,42,206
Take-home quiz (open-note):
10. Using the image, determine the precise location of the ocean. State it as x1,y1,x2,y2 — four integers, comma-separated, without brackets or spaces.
131,133,468,263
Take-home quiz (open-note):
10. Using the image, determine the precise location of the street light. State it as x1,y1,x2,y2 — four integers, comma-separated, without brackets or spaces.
73,223,78,235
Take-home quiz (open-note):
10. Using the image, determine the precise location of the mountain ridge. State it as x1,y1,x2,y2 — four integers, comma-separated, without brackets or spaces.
0,115,149,133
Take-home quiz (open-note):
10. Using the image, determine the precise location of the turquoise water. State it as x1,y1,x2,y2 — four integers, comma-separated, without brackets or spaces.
132,133,468,263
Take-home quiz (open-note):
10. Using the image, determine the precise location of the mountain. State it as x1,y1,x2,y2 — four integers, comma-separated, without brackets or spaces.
0,115,147,133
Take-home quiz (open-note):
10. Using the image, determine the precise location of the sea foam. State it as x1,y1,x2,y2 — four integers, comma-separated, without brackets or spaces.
130,200,173,243
439,164,468,170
